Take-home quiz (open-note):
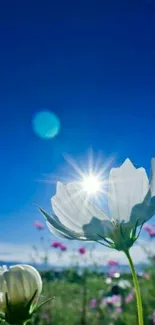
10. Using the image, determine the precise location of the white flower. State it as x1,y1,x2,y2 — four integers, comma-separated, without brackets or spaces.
0,266,7,276
105,277,112,285
0,264,42,324
40,158,155,252
118,279,131,289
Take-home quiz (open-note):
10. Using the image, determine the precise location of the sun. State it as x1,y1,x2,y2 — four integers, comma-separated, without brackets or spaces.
81,174,101,195
63,151,114,198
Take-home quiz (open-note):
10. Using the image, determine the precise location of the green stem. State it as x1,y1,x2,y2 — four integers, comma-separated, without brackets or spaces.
125,250,143,325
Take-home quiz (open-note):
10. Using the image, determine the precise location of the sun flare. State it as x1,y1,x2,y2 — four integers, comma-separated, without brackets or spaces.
81,174,101,195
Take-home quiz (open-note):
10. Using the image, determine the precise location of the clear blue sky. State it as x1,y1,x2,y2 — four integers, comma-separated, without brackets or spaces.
0,0,155,247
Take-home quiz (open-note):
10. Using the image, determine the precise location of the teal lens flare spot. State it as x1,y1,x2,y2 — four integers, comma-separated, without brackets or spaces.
33,111,60,139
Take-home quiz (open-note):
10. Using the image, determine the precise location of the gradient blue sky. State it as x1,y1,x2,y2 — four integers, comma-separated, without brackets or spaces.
0,1,155,259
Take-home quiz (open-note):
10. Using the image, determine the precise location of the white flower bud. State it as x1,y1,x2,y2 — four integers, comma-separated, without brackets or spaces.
0,264,42,324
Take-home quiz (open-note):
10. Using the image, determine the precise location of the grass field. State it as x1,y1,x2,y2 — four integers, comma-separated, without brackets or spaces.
31,264,155,325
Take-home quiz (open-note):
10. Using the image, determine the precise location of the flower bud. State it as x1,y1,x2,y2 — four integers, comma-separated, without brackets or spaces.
0,264,42,325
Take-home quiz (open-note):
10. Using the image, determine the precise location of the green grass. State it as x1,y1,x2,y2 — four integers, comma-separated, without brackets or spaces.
31,266,155,325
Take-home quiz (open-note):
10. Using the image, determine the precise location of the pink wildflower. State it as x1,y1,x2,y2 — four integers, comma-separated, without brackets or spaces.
150,230,155,237
59,243,67,251
108,270,120,278
116,307,122,313
143,224,155,237
125,292,134,304
50,241,61,248
101,295,121,306
79,247,86,255
108,260,119,267
143,224,152,232
89,298,97,309
34,221,44,230
111,295,121,305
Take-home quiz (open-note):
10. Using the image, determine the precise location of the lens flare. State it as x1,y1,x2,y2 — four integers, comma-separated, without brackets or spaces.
81,174,101,194
32,111,60,139
63,152,114,203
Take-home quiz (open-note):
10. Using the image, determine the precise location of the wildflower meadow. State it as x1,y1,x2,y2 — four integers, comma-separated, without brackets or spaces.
30,218,155,325
19,220,155,325
1,1,155,324
1,159,155,325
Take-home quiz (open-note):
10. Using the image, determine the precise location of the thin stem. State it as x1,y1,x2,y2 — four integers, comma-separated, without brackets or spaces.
80,271,87,325
125,250,143,325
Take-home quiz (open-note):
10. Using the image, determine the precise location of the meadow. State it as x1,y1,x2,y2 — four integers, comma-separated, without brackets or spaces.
31,262,155,325
29,222,155,325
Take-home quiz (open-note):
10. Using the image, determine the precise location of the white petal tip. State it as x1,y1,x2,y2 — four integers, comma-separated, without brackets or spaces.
151,157,155,165
109,158,134,176
56,181,63,190
121,158,135,168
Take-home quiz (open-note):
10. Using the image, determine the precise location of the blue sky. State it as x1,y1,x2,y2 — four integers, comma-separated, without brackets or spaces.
0,0,155,263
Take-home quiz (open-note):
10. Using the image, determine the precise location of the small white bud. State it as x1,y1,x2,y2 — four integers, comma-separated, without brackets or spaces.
0,264,42,324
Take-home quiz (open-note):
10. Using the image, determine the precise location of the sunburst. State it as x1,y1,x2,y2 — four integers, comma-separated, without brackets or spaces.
63,151,115,206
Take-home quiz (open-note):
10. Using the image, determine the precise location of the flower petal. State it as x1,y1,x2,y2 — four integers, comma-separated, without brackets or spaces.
46,222,75,239
108,159,149,223
83,217,114,240
39,208,80,239
0,274,7,312
51,181,109,231
40,207,112,241
129,158,155,226
18,265,42,300
3,267,25,304
46,222,88,240
150,158,155,197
